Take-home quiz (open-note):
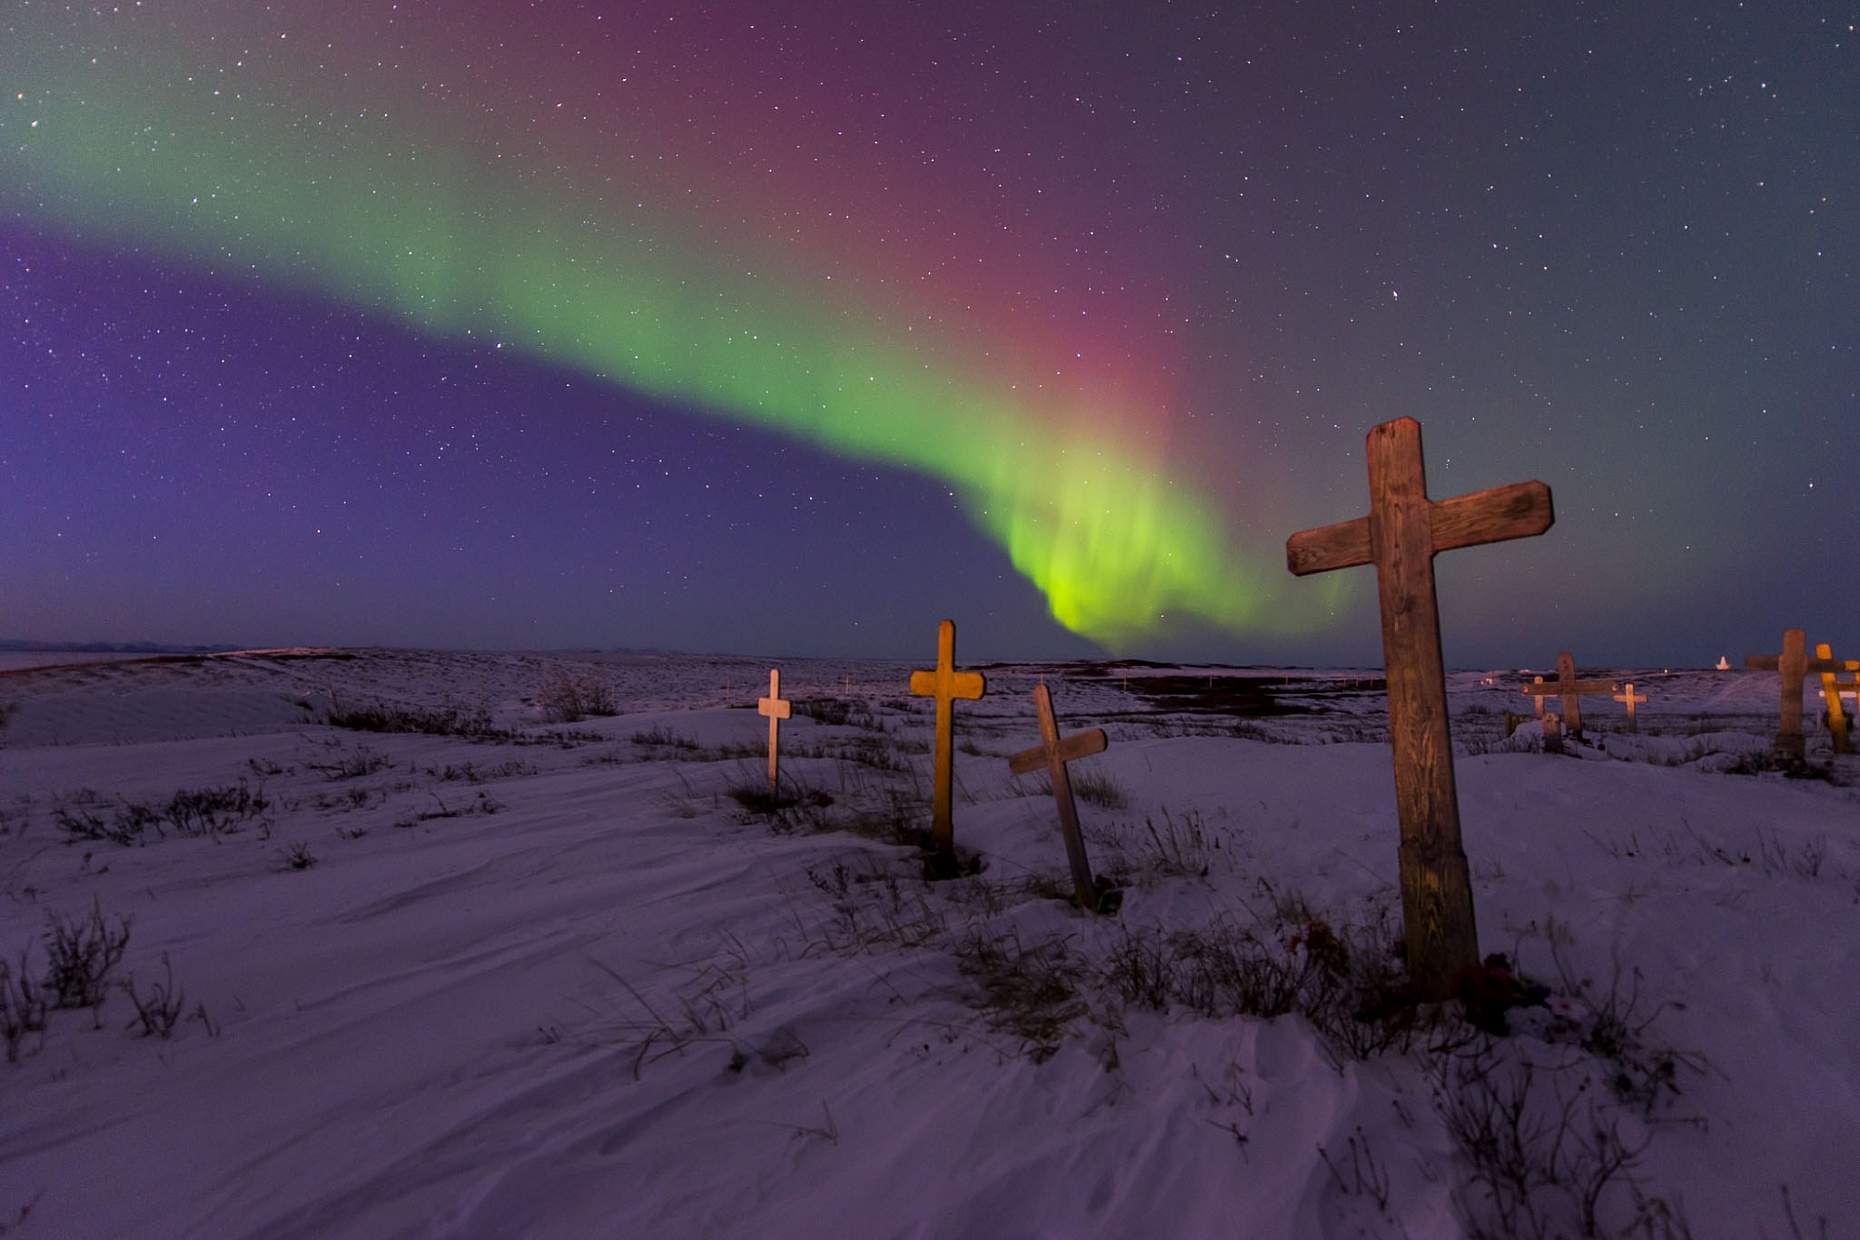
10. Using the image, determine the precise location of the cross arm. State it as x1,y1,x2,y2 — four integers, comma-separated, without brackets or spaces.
1286,481,1554,576
1744,656,1781,671
952,671,986,700
1007,727,1107,776
908,670,936,695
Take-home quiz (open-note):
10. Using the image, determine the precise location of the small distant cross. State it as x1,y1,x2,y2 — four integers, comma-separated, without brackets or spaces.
1613,682,1648,732
1007,683,1108,911
757,668,791,790
1287,416,1553,1000
909,619,985,852
1521,652,1616,737
1523,675,1550,719
1744,628,1847,758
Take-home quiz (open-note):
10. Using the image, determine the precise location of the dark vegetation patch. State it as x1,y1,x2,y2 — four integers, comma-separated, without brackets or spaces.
54,782,271,846
1124,675,1318,716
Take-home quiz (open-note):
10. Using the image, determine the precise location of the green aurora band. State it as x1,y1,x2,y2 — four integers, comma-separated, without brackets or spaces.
2,41,1346,648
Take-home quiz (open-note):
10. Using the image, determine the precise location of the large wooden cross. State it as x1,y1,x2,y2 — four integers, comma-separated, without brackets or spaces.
1612,682,1648,732
1744,629,1848,758
909,618,985,853
1287,416,1553,1001
1521,652,1617,737
1007,683,1108,911
1813,642,1854,755
757,668,791,789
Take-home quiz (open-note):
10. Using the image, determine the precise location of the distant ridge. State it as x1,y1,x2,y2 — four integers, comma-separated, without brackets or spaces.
0,638,243,655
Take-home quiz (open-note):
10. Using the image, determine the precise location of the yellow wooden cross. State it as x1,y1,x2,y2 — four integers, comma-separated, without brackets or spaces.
757,668,791,790
1286,416,1553,1000
909,619,985,853
1814,643,1852,755
1524,674,1550,718
1612,682,1648,732
1744,629,1847,758
1520,652,1616,736
1007,683,1108,910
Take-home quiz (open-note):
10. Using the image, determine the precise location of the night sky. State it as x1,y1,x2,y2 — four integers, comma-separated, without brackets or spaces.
2,2,1853,667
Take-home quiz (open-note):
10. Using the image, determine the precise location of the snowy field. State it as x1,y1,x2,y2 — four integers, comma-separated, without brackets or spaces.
1,648,1856,1238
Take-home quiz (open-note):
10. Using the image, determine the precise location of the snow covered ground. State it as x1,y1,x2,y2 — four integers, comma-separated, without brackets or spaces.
1,649,1855,1238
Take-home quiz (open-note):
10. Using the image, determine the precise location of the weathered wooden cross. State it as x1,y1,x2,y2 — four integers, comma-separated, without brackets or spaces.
909,619,986,853
1744,629,1849,758
1523,675,1551,719
757,668,791,790
1287,416,1553,1001
1612,682,1648,732
1520,652,1616,737
1007,683,1108,911
1813,642,1854,755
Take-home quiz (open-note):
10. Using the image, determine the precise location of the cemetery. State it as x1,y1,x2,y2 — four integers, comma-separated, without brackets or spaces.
0,419,1853,1239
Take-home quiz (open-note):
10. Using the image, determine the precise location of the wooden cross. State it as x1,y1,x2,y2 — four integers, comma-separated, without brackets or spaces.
1520,652,1615,737
909,619,985,853
1007,683,1108,911
1814,643,1853,755
1744,629,1848,758
1287,416,1553,1001
1523,675,1550,719
1612,682,1647,732
757,668,791,789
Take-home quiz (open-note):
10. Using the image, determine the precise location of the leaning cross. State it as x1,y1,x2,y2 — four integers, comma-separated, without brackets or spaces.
1744,629,1847,758
1813,643,1854,756
1612,682,1648,732
756,669,791,790
1287,416,1553,1001
909,619,985,853
1007,683,1108,911
1522,652,1617,737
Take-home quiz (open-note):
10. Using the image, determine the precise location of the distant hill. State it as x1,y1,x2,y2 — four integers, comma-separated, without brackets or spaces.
0,638,243,655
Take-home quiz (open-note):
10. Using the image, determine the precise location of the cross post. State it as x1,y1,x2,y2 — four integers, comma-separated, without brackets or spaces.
1743,629,1846,758
757,668,791,790
1814,643,1853,755
909,619,985,853
1612,682,1647,732
1007,683,1108,911
1286,416,1553,1000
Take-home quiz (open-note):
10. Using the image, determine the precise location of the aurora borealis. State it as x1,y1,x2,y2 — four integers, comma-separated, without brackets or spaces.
2,2,1854,662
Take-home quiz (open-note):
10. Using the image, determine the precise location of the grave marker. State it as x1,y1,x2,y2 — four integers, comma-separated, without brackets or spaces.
757,668,791,790
1519,652,1616,737
1814,643,1853,755
1612,682,1647,732
1743,629,1848,758
1523,675,1551,719
909,619,986,853
1286,416,1553,1000
1007,683,1108,911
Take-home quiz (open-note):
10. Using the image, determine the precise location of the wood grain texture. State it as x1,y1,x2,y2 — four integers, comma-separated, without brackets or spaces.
1286,515,1371,575
1364,418,1479,999
1427,481,1554,553
1287,416,1552,999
